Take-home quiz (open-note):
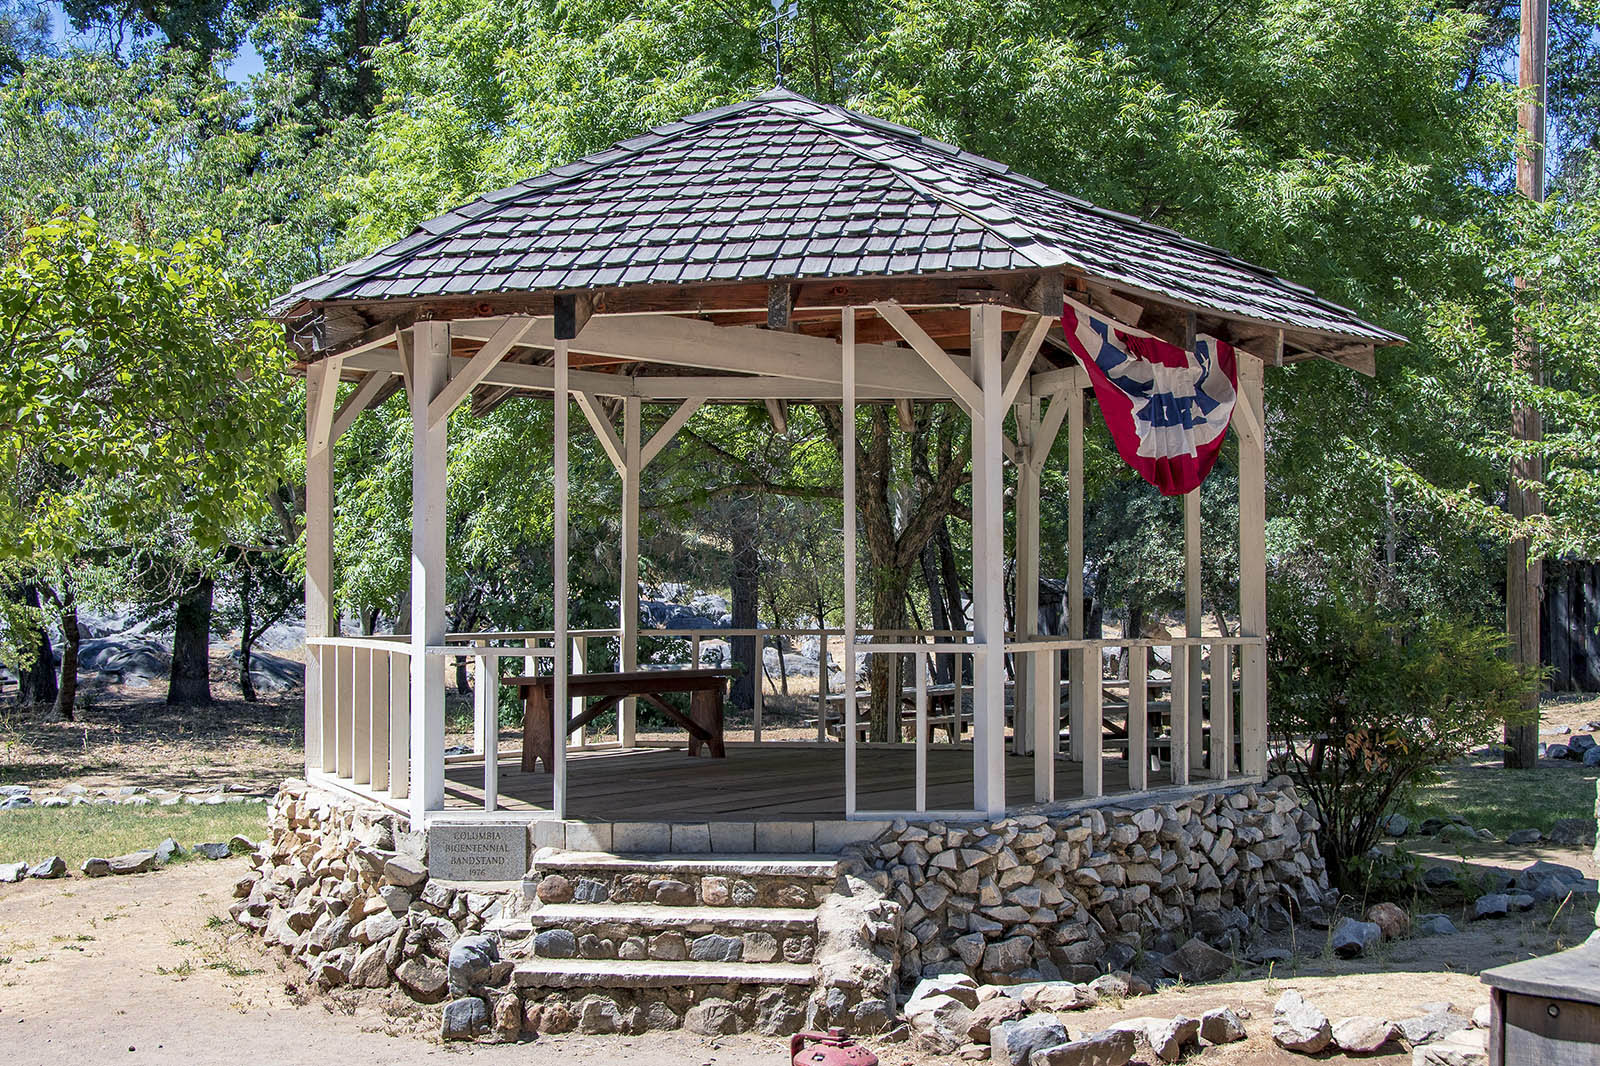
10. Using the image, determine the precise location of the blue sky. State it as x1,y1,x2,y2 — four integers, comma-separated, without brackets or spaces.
45,0,265,81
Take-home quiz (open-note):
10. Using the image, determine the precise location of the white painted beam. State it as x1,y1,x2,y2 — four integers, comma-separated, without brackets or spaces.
575,391,624,474
871,301,984,415
408,323,450,823
427,316,532,427
330,371,393,444
1000,314,1053,411
641,397,705,468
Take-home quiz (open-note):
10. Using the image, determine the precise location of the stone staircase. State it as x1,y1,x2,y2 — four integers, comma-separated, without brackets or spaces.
489,850,844,1034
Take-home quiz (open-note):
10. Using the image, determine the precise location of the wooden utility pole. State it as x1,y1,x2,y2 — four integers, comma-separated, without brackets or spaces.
1505,0,1548,769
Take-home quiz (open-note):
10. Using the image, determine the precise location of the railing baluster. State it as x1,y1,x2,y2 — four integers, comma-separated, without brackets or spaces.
319,647,337,773
352,647,372,785
370,651,390,792
478,653,498,812
572,635,588,749
1033,648,1055,803
1129,645,1148,791
1168,642,1189,786
390,650,410,799
915,654,928,812
753,633,764,744
1216,642,1234,780
1082,650,1102,797
336,646,355,778
1189,640,1206,776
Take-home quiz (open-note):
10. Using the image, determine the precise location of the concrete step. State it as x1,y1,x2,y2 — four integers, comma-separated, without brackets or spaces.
524,851,842,909
512,957,814,989
528,902,818,935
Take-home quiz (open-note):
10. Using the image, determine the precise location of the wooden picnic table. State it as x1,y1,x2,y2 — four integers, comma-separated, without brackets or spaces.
507,668,735,773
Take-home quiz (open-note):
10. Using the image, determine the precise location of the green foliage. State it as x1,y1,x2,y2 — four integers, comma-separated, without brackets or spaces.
1267,581,1533,888
0,212,291,561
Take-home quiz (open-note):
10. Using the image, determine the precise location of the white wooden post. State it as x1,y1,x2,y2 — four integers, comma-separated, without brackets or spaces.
1013,398,1041,756
389,650,410,799
304,360,337,775
619,396,641,748
353,646,372,784
1216,642,1234,779
842,308,858,816
370,651,390,791
336,645,353,777
1032,647,1056,803
1184,489,1205,774
1067,377,1086,762
1169,637,1190,787
971,304,1007,818
571,635,588,748
553,338,571,817
1082,651,1103,798
1238,355,1269,776
1129,645,1149,790
477,653,498,812
409,322,451,824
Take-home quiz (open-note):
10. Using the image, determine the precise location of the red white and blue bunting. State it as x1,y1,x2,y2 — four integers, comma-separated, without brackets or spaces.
1061,298,1239,497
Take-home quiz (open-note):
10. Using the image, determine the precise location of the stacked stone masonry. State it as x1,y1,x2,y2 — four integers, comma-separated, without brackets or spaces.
233,776,1329,1040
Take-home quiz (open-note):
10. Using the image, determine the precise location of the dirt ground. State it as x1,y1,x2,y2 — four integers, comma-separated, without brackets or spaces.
1,854,1591,1066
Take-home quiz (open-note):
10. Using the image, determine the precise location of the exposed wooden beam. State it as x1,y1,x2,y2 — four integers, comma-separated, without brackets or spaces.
554,293,594,340
763,398,789,433
1000,314,1053,410
575,390,624,473
871,300,983,415
306,355,345,458
426,316,532,427
767,282,796,330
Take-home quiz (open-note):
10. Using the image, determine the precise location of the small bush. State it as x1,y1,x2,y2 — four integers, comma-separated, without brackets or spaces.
1267,586,1533,890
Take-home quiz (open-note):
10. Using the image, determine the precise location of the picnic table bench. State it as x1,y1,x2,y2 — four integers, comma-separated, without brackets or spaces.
508,668,735,773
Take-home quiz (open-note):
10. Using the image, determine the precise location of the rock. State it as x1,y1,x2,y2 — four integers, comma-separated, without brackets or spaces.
1366,902,1410,940
1548,818,1594,846
154,838,184,864
447,934,499,995
1546,744,1572,760
440,996,490,1041
966,997,1028,1042
983,935,1036,976
688,933,742,962
1422,865,1460,891
1520,860,1584,885
193,842,231,860
1029,1028,1136,1066
1333,1016,1398,1053
1471,1005,1491,1029
0,795,33,809
1272,990,1332,1054
81,858,111,878
1199,1007,1247,1044
1414,1029,1488,1065
992,1018,1069,1066
1416,913,1458,936
1397,1007,1471,1044
1021,983,1097,1012
108,851,157,875
1585,746,1600,767
1473,894,1509,920
535,874,572,903
534,929,577,958
906,993,975,1044
1385,814,1410,837
379,885,414,913
958,1043,990,1061
1570,734,1596,753
1506,829,1542,845
1332,917,1382,958
227,834,255,853
1104,1018,1198,1064
396,957,448,1001
348,943,390,987
1160,937,1232,982
26,856,65,879
383,854,428,887
684,997,740,1036
0,861,27,882
577,995,624,1034
908,973,981,1011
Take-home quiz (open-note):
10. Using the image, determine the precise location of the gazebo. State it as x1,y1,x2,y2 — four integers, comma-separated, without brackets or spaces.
275,88,1398,843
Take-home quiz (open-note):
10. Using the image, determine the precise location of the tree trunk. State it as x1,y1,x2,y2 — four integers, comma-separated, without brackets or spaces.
867,567,912,742
168,573,214,706
921,540,953,684
239,555,258,702
16,584,57,706
730,503,760,711
766,585,789,696
936,520,969,682
54,595,79,722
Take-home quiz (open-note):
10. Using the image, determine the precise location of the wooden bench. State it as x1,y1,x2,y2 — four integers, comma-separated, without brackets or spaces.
507,668,735,773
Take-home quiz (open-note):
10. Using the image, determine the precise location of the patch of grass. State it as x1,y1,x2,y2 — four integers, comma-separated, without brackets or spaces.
1403,760,1600,837
0,803,266,868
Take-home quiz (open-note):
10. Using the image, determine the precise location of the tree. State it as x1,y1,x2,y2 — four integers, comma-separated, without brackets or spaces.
0,213,290,712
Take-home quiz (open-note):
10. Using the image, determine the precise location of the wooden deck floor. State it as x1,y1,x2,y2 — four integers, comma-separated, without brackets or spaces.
442,744,1173,820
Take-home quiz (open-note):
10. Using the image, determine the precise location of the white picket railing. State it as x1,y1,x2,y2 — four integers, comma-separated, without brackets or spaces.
305,635,413,803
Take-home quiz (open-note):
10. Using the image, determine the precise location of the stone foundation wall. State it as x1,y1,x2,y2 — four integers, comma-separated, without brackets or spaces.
231,781,519,999
846,775,1331,989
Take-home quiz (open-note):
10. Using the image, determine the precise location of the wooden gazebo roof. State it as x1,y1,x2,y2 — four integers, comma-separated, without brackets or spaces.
279,87,1400,374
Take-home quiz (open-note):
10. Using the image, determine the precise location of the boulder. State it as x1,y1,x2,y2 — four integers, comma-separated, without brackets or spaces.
1103,1017,1198,1064
440,996,490,1041
1021,984,1097,1013
1414,1029,1488,1065
1332,1016,1398,1053
1416,913,1458,936
1505,828,1542,845
1570,734,1596,753
1548,818,1594,846
966,997,1028,1042
108,851,157,875
1332,917,1382,958
395,957,448,1002
908,973,981,1011
1585,746,1600,768
1159,937,1232,982
26,856,65,879
684,998,741,1036
1397,1006,1471,1045
193,842,232,860
1029,1028,1136,1066
447,934,499,995
383,854,428,887
1384,813,1410,837
0,861,27,883
993,1017,1069,1066
906,993,975,1045
154,838,184,864
534,929,578,959
80,857,111,878
1272,991,1332,1054
1520,860,1584,886
1198,1007,1247,1044
1473,894,1509,920
1366,902,1410,940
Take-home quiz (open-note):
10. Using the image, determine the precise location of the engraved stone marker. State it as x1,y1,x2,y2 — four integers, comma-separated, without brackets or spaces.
427,822,528,882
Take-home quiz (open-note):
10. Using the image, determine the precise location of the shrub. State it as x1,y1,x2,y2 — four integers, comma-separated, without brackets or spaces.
1267,586,1533,890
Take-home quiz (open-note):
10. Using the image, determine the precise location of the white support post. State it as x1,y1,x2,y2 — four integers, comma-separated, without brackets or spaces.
619,396,642,749
1067,378,1086,762
370,651,390,792
1032,648,1056,803
1184,490,1205,775
842,309,858,816
571,635,588,747
409,322,451,824
1169,638,1190,787
553,339,571,818
1216,642,1234,780
972,304,1007,818
1129,645,1149,791
1238,355,1269,776
477,653,498,813
914,654,929,813
1013,398,1042,756
353,647,372,784
1081,652,1103,798
304,360,337,775
389,650,410,799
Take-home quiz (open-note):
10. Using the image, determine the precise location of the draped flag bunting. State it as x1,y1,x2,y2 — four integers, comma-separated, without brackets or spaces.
1062,298,1239,496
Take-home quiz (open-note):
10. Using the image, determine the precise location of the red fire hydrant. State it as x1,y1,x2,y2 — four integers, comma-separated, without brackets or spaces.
790,1028,879,1066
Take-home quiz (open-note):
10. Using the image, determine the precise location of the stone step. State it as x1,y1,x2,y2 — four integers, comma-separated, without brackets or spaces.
512,957,815,989
514,902,819,964
529,902,818,934
524,851,842,910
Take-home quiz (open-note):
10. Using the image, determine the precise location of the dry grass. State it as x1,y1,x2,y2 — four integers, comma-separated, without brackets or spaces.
0,803,268,867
